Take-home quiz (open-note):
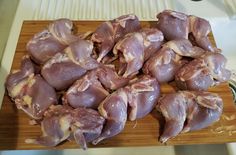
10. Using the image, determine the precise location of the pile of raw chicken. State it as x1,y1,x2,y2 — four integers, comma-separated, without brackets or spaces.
5,10,231,149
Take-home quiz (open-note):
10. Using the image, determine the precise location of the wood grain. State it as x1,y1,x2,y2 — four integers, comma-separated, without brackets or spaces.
0,21,236,150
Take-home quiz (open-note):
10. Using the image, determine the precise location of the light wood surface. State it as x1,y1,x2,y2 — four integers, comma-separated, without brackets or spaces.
0,21,236,150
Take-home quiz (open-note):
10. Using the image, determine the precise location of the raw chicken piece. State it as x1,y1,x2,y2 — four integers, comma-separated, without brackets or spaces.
41,39,98,90
156,10,189,40
93,75,160,143
64,71,109,109
126,75,160,121
64,39,99,70
48,18,79,45
91,14,141,62
26,105,105,150
140,28,164,60
156,10,219,52
143,46,184,83
71,108,105,149
5,56,57,119
157,91,223,143
64,64,129,102
175,53,231,91
14,74,58,119
164,39,206,58
175,58,213,91
157,93,187,143
27,18,79,64
113,32,144,77
25,105,73,146
189,15,220,52
204,53,231,82
6,55,36,95
91,22,114,62
95,65,130,90
112,28,164,78
93,88,128,144
26,30,66,64
182,91,223,133
41,53,87,90
112,14,141,42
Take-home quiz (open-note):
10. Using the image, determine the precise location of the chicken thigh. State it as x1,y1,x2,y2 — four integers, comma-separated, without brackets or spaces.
71,108,105,149
156,10,189,40
143,46,184,83
164,39,206,58
175,53,231,91
113,32,144,77
189,15,220,52
93,89,128,144
41,39,98,90
5,56,57,119
126,75,160,121
41,52,87,90
91,14,141,62
63,71,109,109
140,28,164,60
95,65,130,91
157,91,223,143
26,105,105,149
25,105,73,146
27,19,79,64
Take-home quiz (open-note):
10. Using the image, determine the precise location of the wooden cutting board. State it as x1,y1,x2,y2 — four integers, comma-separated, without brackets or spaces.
0,21,236,150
